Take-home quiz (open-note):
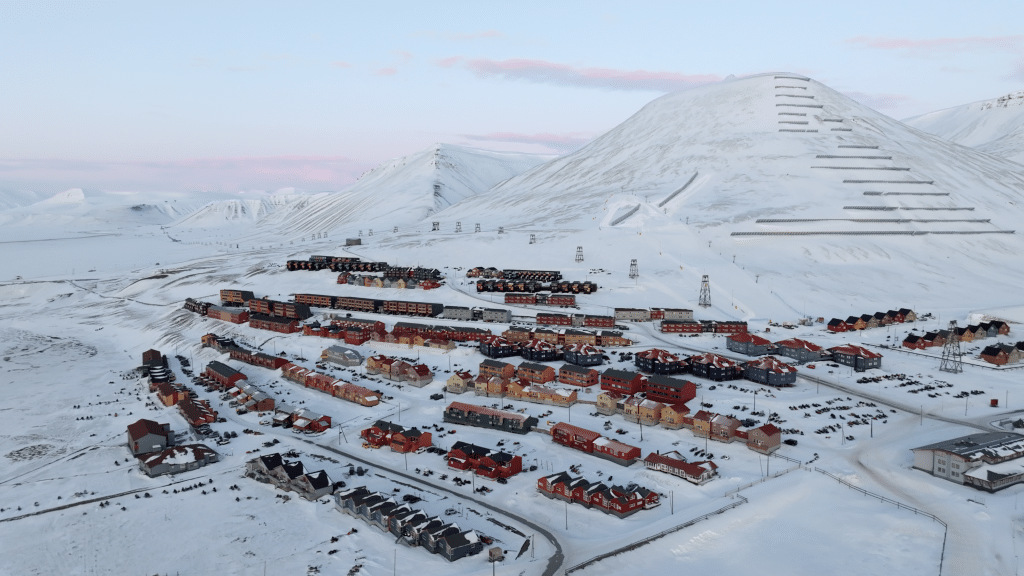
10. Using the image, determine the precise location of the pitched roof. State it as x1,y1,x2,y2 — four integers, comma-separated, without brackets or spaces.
744,356,797,374
688,352,737,369
636,348,682,363
127,419,169,441
754,423,781,436
550,422,601,442
646,374,692,389
829,344,882,359
559,363,596,375
774,338,824,353
602,368,641,381
727,333,772,345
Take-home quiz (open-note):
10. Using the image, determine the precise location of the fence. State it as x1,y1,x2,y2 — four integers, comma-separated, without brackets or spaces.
609,204,641,226
754,218,987,223
813,467,948,574
842,179,934,184
563,495,749,574
730,231,1013,237
658,171,699,208
724,462,803,496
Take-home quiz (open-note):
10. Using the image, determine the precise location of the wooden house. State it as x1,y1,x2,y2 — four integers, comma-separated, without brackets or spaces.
446,441,522,479
402,364,434,387
643,451,718,485
773,338,827,364
479,336,518,359
361,420,432,452
445,371,474,394
203,361,247,390
559,364,599,387
127,419,172,456
333,382,380,407
516,361,556,384
845,316,867,331
659,403,691,430
138,444,218,478
592,437,641,466
902,334,926,350
443,402,538,434
622,396,664,426
923,331,947,348
742,356,798,387
550,422,601,453
600,369,646,395
501,327,532,343
438,531,484,562
830,344,882,371
826,318,849,333
687,353,742,381
520,339,563,362
659,319,703,333
644,374,697,404
861,314,879,329
726,333,774,356
291,470,334,501
634,348,685,375
479,359,516,380
563,343,604,367
747,424,782,454
596,391,623,415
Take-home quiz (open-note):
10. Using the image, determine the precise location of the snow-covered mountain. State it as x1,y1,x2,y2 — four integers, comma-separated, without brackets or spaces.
904,91,1024,164
170,194,311,227
254,143,552,238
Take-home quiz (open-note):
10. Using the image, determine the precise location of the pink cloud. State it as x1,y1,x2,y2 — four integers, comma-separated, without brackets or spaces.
331,60,353,68
0,155,373,192
439,57,721,92
459,131,592,152
841,91,914,111
393,51,413,64
375,67,398,76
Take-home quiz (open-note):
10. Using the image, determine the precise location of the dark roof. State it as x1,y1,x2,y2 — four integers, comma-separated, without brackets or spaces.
282,461,306,480
127,419,168,441
913,432,1024,456
443,530,478,549
560,363,596,375
304,470,332,490
259,453,284,470
518,361,549,373
451,441,490,459
602,369,641,381
646,375,690,389
206,361,241,378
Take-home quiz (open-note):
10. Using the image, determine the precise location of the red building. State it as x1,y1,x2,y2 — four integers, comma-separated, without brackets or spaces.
229,349,289,370
550,422,601,453
361,420,432,453
559,364,600,387
714,321,748,334
446,441,522,479
249,314,301,334
600,369,647,395
203,361,247,389
660,320,703,333
827,318,849,333
537,472,659,518
537,313,573,326
207,306,249,324
643,375,697,404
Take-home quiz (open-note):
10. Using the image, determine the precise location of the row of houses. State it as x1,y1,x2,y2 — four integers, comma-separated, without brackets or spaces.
365,355,435,386
827,308,918,332
504,293,576,306
278,362,381,408
902,322,1012,347
537,472,659,518
441,306,512,323
482,335,607,366
536,313,615,328
614,308,694,322
140,355,219,429
550,422,642,467
443,402,539,434
635,348,799,386
337,272,441,291
446,441,523,479
445,370,580,406
360,420,433,453
335,488,484,562
727,335,883,371
658,320,748,334
270,403,333,432
980,342,1024,366
245,453,337,501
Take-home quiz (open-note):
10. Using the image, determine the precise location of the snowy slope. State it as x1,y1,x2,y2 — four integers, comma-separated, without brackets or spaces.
170,194,311,227
904,91,1024,164
253,144,551,238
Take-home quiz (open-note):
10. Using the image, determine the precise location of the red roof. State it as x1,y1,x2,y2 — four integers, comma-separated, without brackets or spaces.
829,344,882,359
551,422,601,442
774,338,824,353
636,348,681,363
727,333,771,346
744,356,797,374
127,419,168,441
688,353,736,369
754,423,781,437
692,410,716,422
411,364,432,377
453,371,473,380
644,452,715,476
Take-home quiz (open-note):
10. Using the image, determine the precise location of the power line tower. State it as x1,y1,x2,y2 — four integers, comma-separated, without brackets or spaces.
455,222,462,233
431,222,439,231
474,223,481,233
498,226,504,234
529,234,536,244
393,226,398,233
629,259,639,279
698,275,711,308
939,320,964,374
368,229,373,236
358,230,362,237
575,246,584,263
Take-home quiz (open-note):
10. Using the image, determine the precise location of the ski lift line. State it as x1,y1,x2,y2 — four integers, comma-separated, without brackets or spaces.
843,180,934,184
842,206,975,211
811,166,911,170
657,171,699,208
754,218,990,223
775,103,825,108
815,155,892,159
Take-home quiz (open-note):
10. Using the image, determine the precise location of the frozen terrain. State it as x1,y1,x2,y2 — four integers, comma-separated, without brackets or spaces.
905,91,1024,164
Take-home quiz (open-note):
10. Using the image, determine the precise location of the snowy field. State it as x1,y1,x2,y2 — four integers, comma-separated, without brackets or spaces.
4,72,1024,575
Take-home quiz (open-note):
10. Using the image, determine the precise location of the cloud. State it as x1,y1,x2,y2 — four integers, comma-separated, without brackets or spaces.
846,35,1024,56
0,156,373,192
841,91,914,111
375,67,398,76
438,57,721,92
459,131,593,153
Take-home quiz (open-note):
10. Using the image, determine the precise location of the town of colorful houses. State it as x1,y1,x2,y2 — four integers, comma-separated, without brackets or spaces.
118,253,1022,566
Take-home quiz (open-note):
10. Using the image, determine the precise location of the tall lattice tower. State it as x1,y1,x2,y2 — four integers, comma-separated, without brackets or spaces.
474,223,481,233
698,275,711,308
629,259,639,279
393,226,398,233
575,246,584,263
431,222,439,231
455,222,462,233
529,234,536,244
939,320,964,374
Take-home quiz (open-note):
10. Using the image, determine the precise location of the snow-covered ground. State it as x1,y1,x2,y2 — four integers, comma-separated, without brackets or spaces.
3,72,1024,575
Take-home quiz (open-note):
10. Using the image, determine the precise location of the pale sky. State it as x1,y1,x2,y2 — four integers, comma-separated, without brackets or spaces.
0,0,1021,193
